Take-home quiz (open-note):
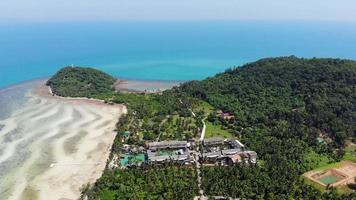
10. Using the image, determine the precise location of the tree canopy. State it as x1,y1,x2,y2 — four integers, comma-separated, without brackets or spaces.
46,66,117,98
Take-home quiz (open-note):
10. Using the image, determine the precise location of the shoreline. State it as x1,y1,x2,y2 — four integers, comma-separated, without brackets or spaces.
115,79,184,93
1,81,127,200
1,77,186,95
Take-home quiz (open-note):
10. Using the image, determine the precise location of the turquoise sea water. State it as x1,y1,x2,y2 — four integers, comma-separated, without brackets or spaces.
0,21,356,88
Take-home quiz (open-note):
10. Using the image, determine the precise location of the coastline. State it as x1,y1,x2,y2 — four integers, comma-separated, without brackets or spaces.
0,81,127,200
32,80,107,105
114,79,184,93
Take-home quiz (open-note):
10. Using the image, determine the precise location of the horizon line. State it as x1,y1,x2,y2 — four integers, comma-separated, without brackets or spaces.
1,19,356,25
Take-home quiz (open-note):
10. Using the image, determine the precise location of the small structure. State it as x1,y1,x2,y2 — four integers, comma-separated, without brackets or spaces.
216,110,235,120
221,113,234,120
123,131,130,137
121,131,131,142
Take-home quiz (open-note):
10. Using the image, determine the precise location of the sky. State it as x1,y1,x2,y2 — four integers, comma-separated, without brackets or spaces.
0,0,356,22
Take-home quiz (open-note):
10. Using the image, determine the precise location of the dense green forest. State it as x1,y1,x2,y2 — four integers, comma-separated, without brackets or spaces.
179,56,355,151
46,66,117,97
176,56,356,198
83,164,198,200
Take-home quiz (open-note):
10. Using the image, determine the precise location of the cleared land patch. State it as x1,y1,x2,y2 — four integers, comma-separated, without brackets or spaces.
304,161,356,190
205,121,233,138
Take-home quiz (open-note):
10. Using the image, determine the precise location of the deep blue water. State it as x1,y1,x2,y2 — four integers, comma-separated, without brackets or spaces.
1,21,356,88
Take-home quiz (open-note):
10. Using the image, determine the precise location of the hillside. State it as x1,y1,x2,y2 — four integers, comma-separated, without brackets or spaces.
180,56,355,147
176,56,356,198
46,66,117,98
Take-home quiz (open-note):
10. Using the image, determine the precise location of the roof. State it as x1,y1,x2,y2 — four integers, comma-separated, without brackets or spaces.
203,137,225,145
229,139,245,148
202,151,222,158
148,140,187,150
221,148,242,155
148,155,170,162
243,151,257,158
228,154,243,163
148,153,189,162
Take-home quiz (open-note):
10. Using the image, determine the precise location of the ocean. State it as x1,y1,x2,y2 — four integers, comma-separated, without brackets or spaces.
0,21,356,88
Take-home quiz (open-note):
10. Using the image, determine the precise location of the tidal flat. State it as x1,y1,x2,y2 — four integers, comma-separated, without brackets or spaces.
0,81,126,200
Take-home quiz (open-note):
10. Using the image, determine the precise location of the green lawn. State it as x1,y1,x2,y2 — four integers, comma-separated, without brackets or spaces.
343,143,356,162
205,121,233,138
194,100,214,116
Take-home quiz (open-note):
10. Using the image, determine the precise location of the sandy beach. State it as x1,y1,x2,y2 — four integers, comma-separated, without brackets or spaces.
0,82,126,200
115,79,183,93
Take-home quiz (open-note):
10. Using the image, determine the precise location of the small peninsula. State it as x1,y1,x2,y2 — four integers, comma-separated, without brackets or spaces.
46,66,117,98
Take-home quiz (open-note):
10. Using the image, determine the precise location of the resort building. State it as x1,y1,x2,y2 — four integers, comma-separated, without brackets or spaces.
203,137,225,146
146,140,193,164
148,140,188,150
200,137,257,166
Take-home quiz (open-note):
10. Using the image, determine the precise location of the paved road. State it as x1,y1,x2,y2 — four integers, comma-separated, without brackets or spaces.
179,98,208,199
200,120,206,141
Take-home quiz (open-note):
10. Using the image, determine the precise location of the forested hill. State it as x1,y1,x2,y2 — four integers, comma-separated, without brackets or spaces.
46,66,117,98
175,56,356,198
180,56,355,148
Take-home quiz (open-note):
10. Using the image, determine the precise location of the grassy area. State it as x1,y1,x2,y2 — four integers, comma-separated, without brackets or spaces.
343,143,356,162
205,121,233,138
194,100,214,116
313,161,346,171
303,150,334,170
